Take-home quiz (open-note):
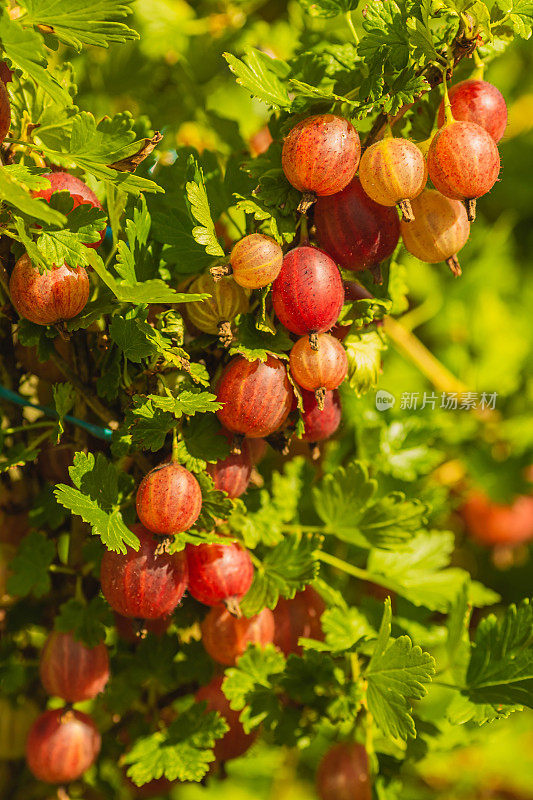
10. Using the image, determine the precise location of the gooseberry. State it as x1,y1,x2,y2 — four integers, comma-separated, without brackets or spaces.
136,462,202,536
314,177,400,277
461,490,533,547
39,631,109,703
26,709,101,784
273,586,325,655
225,233,283,289
290,333,347,409
400,189,470,276
100,523,189,619
359,137,427,221
9,254,90,326
301,388,341,459
282,114,361,210
196,675,257,761
437,79,507,143
427,120,500,220
207,437,252,499
317,742,372,800
216,355,294,439
186,541,254,612
272,246,343,345
187,272,249,345
201,605,275,666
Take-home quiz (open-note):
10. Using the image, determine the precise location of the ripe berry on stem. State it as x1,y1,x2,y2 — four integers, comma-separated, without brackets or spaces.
272,246,344,347
39,631,109,702
32,172,106,248
219,233,283,289
207,436,252,499
461,491,533,547
201,605,274,666
216,355,294,441
301,388,341,460
359,137,427,221
136,461,202,536
316,742,372,800
290,333,348,409
437,79,507,143
196,675,257,761
428,119,500,221
273,586,325,655
314,177,400,279
26,709,101,784
100,523,188,619
186,541,254,613
400,189,470,276
282,114,361,211
9,254,90,326
187,272,249,346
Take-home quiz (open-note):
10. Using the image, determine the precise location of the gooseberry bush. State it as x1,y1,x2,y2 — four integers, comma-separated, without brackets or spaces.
0,2,532,799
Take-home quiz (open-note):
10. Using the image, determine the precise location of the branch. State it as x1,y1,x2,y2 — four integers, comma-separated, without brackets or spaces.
363,27,479,150
49,350,119,430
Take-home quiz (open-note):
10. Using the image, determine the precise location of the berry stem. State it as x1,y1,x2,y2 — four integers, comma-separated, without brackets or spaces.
472,49,485,80
171,427,179,462
345,10,359,45
299,213,309,245
298,190,317,214
441,72,454,125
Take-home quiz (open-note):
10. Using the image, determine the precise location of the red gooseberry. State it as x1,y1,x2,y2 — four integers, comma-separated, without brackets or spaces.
359,137,427,221
196,675,257,761
316,742,372,800
247,437,267,464
427,120,500,220
186,541,254,612
314,177,400,279
201,606,275,666
207,436,252,499
26,709,101,784
187,272,249,345
0,78,10,143
301,389,341,459
32,172,106,248
100,523,189,619
290,333,348,408
39,631,109,703
273,586,326,655
437,79,507,143
400,189,470,276
282,114,361,210
250,125,273,157
272,246,344,346
9,254,90,326
225,233,283,289
216,355,294,440
136,462,202,536
461,490,533,547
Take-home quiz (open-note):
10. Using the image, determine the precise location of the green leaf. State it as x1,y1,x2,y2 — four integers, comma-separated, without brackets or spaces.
0,165,66,225
109,317,156,362
6,532,55,598
299,0,360,17
365,599,435,741
228,313,293,362
224,48,292,110
240,534,321,617
123,707,228,785
177,415,230,473
315,606,376,653
52,382,75,443
465,599,533,710
55,597,112,647
344,331,387,397
0,441,42,473
185,161,225,258
193,472,234,532
21,0,139,50
223,644,286,725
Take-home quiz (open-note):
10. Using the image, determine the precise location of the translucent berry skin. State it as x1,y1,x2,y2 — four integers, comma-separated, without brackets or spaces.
273,586,325,656
0,78,10,143
26,709,101,785
39,631,109,703
290,333,347,392
400,189,470,264
9,254,90,326
187,272,249,335
207,439,252,499
32,172,106,247
315,177,400,272
201,606,275,666
0,697,39,760
461,491,533,547
136,462,202,535
272,246,343,335
359,138,427,208
301,389,341,442
437,79,507,143
186,541,254,607
216,355,294,438
100,524,189,619
428,120,500,201
282,114,360,197
317,742,372,800
196,675,257,761
230,234,283,289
